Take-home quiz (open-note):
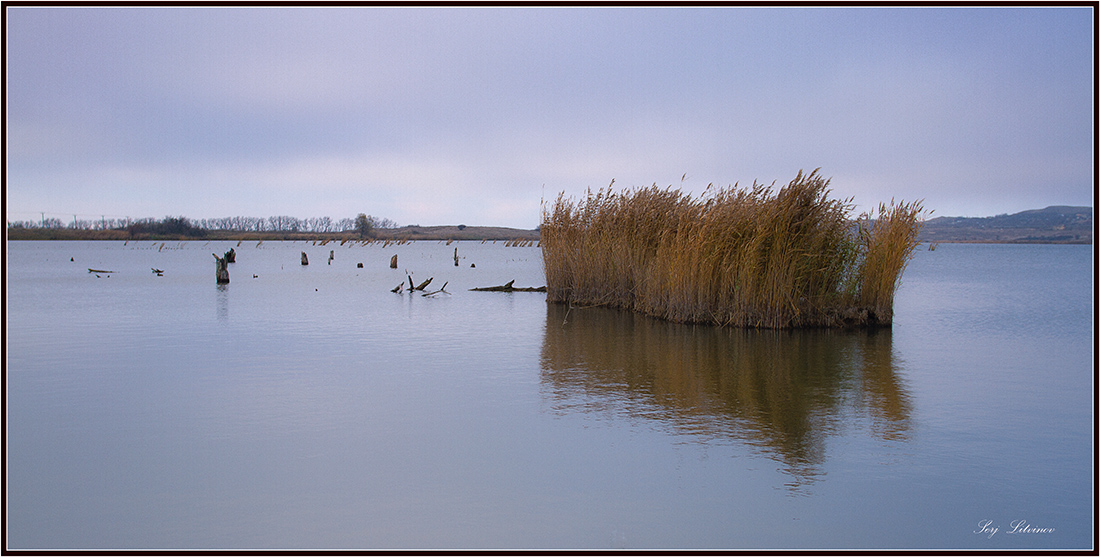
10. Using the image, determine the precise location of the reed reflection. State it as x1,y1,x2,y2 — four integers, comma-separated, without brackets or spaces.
540,304,912,486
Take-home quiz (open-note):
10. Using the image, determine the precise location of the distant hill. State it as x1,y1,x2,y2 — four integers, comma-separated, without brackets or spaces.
919,206,1092,244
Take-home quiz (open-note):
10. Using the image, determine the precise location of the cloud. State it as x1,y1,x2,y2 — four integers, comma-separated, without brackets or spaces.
5,7,1094,227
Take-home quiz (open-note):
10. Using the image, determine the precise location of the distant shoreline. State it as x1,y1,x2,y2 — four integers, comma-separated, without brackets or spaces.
917,205,1092,244
917,238,1092,245
5,229,1090,244
4,225,542,243
5,204,1093,244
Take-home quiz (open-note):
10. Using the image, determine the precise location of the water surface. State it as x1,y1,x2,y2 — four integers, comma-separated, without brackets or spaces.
4,240,1093,549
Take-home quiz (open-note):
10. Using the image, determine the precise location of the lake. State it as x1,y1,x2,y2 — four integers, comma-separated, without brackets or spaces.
4,240,1094,550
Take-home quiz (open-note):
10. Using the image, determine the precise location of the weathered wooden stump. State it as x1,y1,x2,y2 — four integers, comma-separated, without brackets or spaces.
224,248,236,263
328,250,334,265
213,253,230,284
454,247,459,267
390,254,398,269
301,252,309,265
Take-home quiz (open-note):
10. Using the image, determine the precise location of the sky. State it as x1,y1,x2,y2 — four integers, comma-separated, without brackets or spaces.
4,6,1095,229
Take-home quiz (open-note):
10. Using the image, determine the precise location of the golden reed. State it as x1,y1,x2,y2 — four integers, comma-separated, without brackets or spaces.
540,169,925,328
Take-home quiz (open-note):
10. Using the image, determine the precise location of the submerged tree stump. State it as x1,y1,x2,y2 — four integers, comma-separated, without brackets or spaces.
213,253,230,284
301,252,309,266
224,248,236,263
390,254,398,269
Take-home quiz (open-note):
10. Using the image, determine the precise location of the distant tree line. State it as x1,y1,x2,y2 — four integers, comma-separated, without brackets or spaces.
6,214,398,235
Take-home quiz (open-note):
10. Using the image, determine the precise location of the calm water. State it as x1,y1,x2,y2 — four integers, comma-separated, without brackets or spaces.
4,240,1094,550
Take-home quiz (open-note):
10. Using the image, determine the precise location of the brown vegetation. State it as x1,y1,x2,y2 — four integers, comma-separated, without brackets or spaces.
540,169,925,329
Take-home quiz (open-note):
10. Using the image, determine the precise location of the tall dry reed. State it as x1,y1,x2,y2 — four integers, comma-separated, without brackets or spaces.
540,169,925,328
853,198,926,322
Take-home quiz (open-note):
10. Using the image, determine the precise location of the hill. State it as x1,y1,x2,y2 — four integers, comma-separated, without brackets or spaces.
919,206,1092,244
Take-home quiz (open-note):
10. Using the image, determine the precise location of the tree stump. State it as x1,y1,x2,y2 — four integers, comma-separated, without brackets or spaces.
224,248,236,263
390,254,398,269
213,253,230,284
301,252,309,265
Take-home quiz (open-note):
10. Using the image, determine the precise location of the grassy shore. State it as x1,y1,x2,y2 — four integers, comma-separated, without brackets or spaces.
540,170,925,329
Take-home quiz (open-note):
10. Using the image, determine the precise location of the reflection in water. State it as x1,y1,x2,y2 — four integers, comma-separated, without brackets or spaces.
540,304,911,487
216,284,229,320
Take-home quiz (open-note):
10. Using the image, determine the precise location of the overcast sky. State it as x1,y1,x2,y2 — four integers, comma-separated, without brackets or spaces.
5,6,1094,229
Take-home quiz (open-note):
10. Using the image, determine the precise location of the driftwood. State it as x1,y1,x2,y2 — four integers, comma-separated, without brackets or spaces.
212,253,230,284
328,250,334,265
422,281,450,297
454,247,459,267
301,252,309,265
470,279,547,292
393,277,437,293
151,268,164,276
390,254,398,269
88,268,116,274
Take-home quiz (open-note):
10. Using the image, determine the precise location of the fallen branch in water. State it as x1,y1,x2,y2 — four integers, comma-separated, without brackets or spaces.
470,279,547,292
423,282,450,297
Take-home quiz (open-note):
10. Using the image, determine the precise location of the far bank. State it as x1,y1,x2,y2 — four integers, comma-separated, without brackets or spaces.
4,225,542,243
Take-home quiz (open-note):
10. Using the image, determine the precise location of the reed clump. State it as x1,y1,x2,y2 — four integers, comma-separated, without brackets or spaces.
541,169,925,328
